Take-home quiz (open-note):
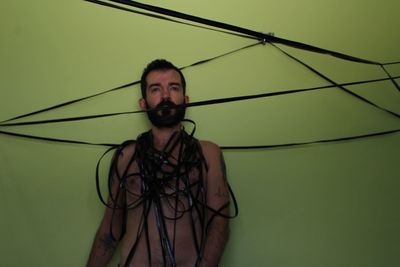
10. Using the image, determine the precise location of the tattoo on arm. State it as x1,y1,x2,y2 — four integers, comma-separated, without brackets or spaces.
214,152,229,198
215,186,229,198
99,233,117,255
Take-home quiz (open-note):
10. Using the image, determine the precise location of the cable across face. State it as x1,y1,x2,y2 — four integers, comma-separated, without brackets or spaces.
145,99,186,128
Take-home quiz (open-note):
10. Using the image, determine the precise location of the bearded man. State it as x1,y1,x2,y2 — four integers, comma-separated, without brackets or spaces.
87,59,234,267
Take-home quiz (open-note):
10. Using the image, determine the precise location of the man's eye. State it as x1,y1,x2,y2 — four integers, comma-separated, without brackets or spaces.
170,86,180,91
150,87,160,93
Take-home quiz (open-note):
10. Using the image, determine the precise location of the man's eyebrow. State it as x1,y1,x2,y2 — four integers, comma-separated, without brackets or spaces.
147,82,181,88
148,83,161,88
169,82,181,86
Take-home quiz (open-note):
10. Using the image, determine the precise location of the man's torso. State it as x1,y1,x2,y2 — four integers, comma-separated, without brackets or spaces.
117,137,207,267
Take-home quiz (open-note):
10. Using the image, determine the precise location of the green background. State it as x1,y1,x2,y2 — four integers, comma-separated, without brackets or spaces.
1,0,399,266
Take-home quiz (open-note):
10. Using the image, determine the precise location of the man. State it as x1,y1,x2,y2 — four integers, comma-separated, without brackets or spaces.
87,59,234,267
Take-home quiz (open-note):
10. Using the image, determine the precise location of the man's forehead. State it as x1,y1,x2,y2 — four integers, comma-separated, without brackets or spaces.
147,69,182,83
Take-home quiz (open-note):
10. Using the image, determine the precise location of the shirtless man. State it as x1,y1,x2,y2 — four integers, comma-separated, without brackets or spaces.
87,59,233,267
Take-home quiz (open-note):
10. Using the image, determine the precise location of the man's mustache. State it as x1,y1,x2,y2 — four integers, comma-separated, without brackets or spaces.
147,100,185,112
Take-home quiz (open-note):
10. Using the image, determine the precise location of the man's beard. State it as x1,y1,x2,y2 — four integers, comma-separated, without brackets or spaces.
146,99,186,128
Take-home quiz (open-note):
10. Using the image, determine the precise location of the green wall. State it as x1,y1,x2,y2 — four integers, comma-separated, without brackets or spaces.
1,1,399,266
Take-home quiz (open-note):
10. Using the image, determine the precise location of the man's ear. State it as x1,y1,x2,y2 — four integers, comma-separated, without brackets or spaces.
184,95,189,104
139,98,147,110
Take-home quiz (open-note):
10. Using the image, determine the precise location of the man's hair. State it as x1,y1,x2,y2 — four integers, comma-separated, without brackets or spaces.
140,59,186,98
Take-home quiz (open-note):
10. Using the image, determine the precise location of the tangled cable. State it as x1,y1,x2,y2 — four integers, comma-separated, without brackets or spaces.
96,121,238,266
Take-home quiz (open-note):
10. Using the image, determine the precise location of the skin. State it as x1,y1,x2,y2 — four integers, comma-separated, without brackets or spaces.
87,69,230,267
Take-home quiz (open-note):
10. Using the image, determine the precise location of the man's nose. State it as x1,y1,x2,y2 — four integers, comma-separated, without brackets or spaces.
161,88,170,99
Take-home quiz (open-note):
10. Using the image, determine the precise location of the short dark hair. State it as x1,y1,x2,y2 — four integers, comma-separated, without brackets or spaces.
140,59,186,98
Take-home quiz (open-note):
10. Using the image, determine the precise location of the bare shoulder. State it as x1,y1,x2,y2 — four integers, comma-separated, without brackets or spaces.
199,140,224,172
199,140,222,159
114,141,136,170
199,140,229,202
119,141,136,157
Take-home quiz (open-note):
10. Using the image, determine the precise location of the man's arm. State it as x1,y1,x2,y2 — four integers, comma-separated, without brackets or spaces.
86,199,123,267
87,145,133,267
200,142,231,267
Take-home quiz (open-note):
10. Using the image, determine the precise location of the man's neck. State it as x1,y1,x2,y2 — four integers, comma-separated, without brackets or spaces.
151,124,182,150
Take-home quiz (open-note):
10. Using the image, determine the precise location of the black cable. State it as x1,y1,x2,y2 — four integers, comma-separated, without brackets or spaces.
85,0,257,41
98,128,238,266
220,128,400,150
380,65,400,92
0,82,140,124
0,41,261,125
84,0,400,101
1,74,398,127
86,0,385,65
0,129,116,147
1,2,399,149
3,0,398,125
382,61,400,66
270,43,400,119
1,124,399,150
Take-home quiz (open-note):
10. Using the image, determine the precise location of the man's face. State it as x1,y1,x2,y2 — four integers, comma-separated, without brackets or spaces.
139,69,189,128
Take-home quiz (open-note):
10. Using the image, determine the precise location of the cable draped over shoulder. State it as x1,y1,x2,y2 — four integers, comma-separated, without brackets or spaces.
96,125,238,267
